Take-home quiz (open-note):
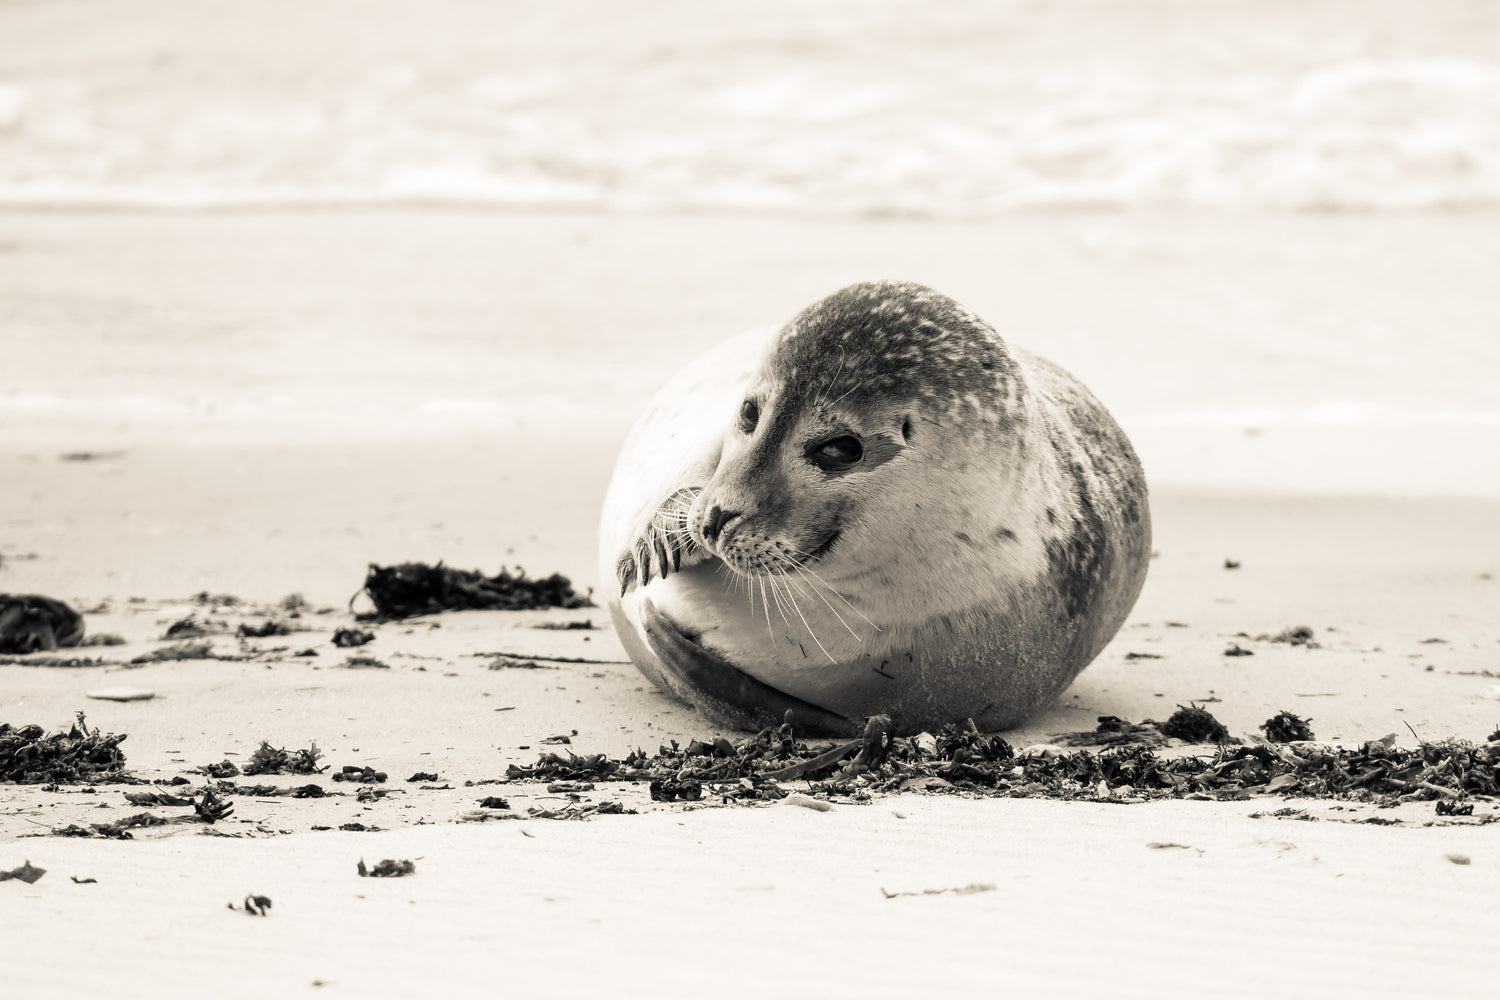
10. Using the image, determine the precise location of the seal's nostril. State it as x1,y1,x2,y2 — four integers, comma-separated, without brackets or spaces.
702,505,740,544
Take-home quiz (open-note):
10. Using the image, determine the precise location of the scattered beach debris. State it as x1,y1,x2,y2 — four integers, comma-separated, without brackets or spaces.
194,788,235,823
1436,800,1474,817
86,687,156,702
532,620,595,630
78,633,125,647
478,796,510,809
131,641,216,663
198,760,240,778
125,789,194,806
1,713,127,784
70,876,97,884
0,594,85,652
332,627,374,647
1261,625,1320,648
485,655,558,670
357,858,415,878
1146,842,1194,850
0,860,46,884
164,615,228,639
1446,853,1471,866
229,894,273,916
1053,716,1168,748
1124,651,1163,660
0,654,114,667
357,562,594,619
243,741,325,776
407,772,440,782
880,883,995,899
341,655,390,669
213,782,326,798
332,766,387,783
237,620,291,638
58,451,123,462
540,731,576,745
1223,643,1254,657
192,592,241,608
1261,711,1316,743
1223,559,1240,569
526,801,633,820
1157,704,1232,743
649,777,703,801
496,711,1500,810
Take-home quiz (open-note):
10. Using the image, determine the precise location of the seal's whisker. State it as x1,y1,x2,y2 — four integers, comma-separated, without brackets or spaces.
765,571,796,634
785,562,864,641
776,570,836,663
825,376,866,411
761,552,836,662
756,576,775,643
780,547,881,631
812,347,847,409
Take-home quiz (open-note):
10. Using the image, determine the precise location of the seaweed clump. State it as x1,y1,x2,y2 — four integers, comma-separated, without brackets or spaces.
0,713,128,784
359,562,594,619
1261,711,1316,743
241,741,326,776
0,595,85,653
1158,704,1231,743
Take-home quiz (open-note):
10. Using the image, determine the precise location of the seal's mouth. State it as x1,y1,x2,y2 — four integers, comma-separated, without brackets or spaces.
804,529,841,564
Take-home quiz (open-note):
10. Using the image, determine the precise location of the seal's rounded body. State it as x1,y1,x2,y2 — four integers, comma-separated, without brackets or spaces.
599,282,1149,735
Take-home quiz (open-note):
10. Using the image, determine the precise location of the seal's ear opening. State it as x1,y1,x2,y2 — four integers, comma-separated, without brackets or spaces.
901,417,913,443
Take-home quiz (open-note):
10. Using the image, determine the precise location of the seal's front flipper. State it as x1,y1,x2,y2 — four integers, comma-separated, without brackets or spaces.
617,487,711,596
640,595,854,736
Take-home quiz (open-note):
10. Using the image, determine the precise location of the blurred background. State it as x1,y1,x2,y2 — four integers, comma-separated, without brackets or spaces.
2,0,1498,599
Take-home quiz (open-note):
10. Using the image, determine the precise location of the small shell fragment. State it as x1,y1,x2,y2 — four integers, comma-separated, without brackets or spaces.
85,686,156,702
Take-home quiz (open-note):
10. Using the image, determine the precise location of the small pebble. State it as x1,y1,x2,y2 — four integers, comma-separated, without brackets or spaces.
784,793,833,812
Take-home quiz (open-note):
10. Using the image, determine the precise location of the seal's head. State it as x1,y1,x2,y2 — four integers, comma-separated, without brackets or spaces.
688,281,1041,622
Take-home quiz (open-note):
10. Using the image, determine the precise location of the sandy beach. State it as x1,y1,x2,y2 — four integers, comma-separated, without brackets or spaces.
4,208,1499,999
5,2,1500,997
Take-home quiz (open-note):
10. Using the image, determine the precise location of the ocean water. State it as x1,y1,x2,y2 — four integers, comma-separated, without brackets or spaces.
3,1,1499,497
1,0,1498,214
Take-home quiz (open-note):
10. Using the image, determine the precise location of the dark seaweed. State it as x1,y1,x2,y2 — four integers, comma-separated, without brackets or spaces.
358,562,594,619
1158,704,1231,743
0,713,128,784
1261,711,1316,743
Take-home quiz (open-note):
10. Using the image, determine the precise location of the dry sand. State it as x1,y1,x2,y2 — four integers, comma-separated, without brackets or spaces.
3,209,1500,998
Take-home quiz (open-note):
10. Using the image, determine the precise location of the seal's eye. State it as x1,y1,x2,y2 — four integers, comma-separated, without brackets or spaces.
809,435,863,472
738,398,759,434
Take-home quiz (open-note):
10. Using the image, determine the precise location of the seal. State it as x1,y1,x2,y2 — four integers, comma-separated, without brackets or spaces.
598,281,1150,735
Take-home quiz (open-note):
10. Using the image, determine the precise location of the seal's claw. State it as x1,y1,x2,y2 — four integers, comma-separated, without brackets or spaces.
640,596,855,736
616,552,638,598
